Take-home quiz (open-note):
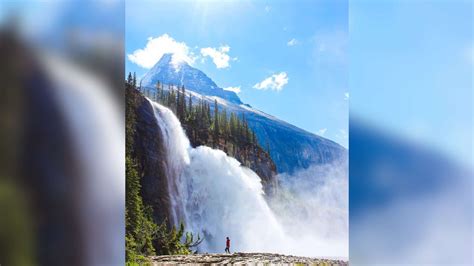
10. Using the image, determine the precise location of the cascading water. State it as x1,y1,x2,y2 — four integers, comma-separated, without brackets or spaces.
148,99,348,258
43,54,125,265
149,100,286,253
150,100,191,226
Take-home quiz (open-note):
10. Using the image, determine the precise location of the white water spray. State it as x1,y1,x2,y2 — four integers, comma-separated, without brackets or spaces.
151,100,191,225
149,100,286,252
149,99,347,257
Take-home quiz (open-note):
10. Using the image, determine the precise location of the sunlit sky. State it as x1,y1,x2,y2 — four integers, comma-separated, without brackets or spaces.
350,0,472,166
126,0,348,148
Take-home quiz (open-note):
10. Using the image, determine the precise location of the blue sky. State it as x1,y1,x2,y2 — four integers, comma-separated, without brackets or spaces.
350,0,472,166
126,0,348,148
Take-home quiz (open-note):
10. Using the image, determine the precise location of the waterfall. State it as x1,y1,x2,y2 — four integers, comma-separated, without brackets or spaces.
43,54,125,265
148,99,348,258
150,100,190,225
149,100,286,253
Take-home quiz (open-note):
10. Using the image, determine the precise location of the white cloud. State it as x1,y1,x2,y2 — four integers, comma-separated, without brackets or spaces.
287,38,298,46
344,92,349,100
223,86,241,94
317,128,327,136
127,34,196,69
200,45,234,69
253,72,289,91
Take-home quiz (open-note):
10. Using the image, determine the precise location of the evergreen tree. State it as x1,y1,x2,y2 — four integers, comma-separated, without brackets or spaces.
251,131,257,145
125,157,155,260
236,116,242,142
229,113,236,138
160,83,165,102
132,72,137,88
176,87,181,119
187,93,192,116
127,72,133,86
156,81,161,101
178,85,186,120
213,99,219,144
220,108,229,137
206,103,211,127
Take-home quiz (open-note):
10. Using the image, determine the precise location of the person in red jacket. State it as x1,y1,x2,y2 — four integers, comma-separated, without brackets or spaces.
225,237,230,254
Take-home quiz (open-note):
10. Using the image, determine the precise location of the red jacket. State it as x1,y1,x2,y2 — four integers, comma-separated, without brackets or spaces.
226,239,230,247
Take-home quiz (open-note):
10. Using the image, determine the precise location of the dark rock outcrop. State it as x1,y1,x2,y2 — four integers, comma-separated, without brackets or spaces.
127,87,171,225
232,144,278,196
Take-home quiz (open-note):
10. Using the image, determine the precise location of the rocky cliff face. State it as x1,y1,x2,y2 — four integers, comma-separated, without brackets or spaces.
127,86,171,225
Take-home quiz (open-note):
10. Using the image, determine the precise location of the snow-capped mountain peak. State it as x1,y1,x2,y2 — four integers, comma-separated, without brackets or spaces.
141,53,242,104
154,53,186,72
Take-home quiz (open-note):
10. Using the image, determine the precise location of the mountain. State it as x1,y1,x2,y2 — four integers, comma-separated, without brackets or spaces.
141,54,346,173
141,53,242,104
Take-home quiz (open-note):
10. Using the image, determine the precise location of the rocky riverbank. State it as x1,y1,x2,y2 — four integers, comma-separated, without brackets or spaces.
149,252,348,265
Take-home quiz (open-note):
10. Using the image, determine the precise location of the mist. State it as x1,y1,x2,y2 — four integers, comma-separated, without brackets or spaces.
150,99,348,258
270,161,349,258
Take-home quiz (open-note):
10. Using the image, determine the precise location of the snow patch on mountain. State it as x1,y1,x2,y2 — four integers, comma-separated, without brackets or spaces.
141,53,242,104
